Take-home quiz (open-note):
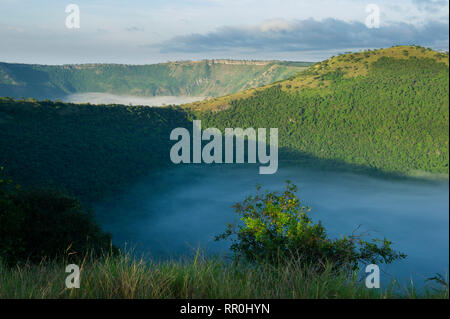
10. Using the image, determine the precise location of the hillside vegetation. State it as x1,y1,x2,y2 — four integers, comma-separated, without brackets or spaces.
0,46,449,299
0,98,191,201
194,46,449,175
0,46,448,203
186,46,448,111
0,60,311,100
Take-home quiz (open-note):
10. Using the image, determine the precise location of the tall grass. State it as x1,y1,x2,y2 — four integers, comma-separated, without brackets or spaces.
0,251,447,299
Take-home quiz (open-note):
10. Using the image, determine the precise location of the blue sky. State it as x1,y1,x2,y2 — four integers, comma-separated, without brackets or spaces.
0,0,448,64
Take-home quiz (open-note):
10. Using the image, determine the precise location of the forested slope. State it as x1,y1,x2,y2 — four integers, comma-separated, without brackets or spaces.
0,98,191,201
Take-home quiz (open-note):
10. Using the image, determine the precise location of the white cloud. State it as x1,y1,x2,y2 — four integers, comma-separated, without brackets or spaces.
259,19,295,32
0,0,448,64
156,18,449,54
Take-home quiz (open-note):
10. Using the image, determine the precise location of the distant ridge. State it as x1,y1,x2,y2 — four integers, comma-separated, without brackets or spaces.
0,60,312,100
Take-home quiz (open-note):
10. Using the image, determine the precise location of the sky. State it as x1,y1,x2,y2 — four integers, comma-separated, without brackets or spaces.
0,0,448,64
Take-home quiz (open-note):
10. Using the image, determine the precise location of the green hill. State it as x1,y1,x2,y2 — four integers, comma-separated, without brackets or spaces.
0,60,311,100
193,46,449,176
0,46,448,202
0,98,191,201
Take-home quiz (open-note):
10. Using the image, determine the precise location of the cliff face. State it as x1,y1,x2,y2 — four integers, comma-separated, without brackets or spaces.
0,60,312,99
208,60,274,66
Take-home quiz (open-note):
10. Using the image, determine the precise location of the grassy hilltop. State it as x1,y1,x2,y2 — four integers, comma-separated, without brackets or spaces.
192,46,449,176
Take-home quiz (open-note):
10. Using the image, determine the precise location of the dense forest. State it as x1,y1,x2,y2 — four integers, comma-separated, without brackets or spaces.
0,60,310,100
0,98,191,202
197,47,449,175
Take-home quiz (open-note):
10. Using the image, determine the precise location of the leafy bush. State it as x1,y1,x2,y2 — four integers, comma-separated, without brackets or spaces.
217,182,406,270
0,168,114,266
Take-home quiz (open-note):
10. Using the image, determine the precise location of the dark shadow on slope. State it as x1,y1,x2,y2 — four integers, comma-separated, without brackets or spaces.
1,97,445,208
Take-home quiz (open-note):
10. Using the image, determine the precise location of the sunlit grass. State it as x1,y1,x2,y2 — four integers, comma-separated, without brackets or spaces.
0,251,447,299
184,46,449,112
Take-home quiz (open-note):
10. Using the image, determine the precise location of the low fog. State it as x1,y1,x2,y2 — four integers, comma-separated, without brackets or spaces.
62,93,205,106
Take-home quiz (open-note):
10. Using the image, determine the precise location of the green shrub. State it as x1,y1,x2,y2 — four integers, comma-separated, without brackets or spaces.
217,181,406,270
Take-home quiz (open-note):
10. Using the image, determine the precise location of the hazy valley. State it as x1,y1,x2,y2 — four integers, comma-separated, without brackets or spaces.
62,92,206,107
1,46,448,298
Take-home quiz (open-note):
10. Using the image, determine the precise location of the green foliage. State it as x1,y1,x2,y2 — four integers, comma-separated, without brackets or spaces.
0,169,114,266
0,61,311,99
0,98,192,201
217,182,406,270
199,57,449,175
